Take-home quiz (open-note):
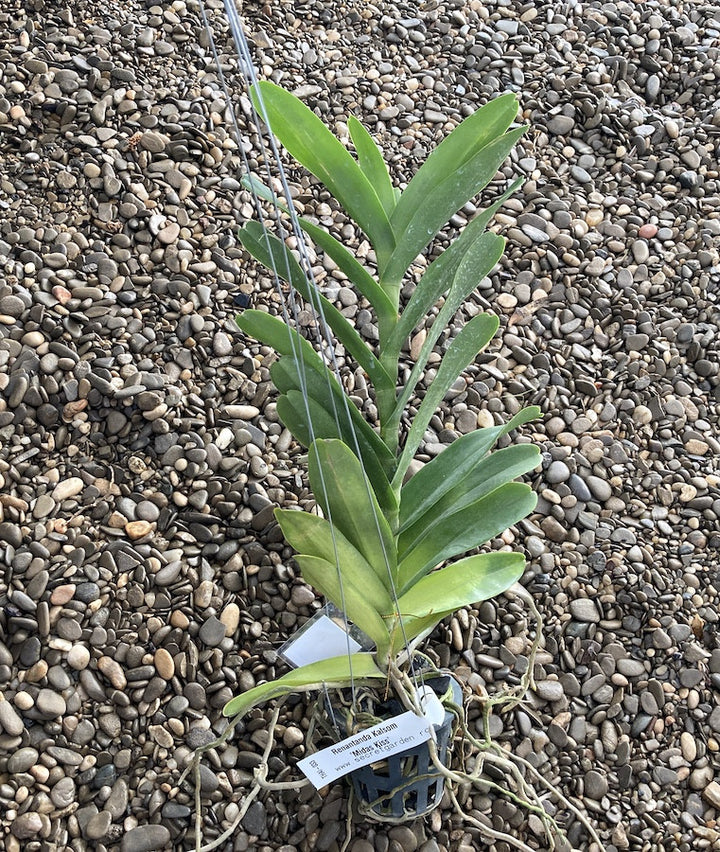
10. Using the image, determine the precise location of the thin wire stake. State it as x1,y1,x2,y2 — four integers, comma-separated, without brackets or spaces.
197,0,360,707
224,13,423,696
199,0,424,712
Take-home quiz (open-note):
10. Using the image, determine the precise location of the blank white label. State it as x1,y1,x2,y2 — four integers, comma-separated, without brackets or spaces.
297,710,433,788
281,614,362,668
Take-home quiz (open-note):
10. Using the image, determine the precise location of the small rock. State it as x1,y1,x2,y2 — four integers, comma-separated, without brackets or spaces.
584,769,608,800
52,477,85,501
703,781,720,809
569,599,600,623
125,520,153,540
121,825,171,852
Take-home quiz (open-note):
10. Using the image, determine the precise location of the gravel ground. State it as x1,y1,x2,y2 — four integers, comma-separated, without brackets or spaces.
1,0,719,850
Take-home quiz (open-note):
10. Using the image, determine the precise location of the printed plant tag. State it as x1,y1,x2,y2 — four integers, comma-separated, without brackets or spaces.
297,711,432,788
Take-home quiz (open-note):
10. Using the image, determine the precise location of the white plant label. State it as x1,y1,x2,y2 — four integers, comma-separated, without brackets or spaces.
298,711,433,788
281,613,362,668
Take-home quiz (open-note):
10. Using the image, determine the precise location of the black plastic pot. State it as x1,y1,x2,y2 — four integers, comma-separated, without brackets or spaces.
334,673,462,822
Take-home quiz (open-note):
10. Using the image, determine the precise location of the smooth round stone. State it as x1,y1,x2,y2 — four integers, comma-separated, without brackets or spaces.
0,295,25,317
12,812,44,839
51,776,77,808
136,501,160,522
632,240,650,262
98,656,127,689
36,689,66,718
534,680,564,701
67,645,91,670
52,477,84,501
546,460,570,483
121,825,171,852
616,659,646,677
585,475,612,501
681,732,698,762
219,603,240,635
569,599,600,623
0,700,25,735
154,648,175,680
86,811,113,841
8,746,39,773
584,770,608,800
125,520,153,539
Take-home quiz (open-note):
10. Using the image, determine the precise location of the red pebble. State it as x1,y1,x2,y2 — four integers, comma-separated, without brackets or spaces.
638,224,658,239
51,285,72,304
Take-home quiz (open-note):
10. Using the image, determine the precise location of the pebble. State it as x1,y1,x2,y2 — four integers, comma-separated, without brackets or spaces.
98,657,127,690
67,645,91,670
51,477,85,501
35,690,66,718
0,701,24,736
154,648,175,679
569,599,600,623
121,825,171,852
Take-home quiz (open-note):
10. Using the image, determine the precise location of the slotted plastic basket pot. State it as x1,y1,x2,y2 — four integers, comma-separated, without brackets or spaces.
339,673,462,823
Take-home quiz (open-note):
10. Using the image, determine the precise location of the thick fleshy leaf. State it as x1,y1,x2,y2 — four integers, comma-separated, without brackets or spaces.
390,94,520,241
387,234,505,439
399,406,540,531
396,482,537,592
271,357,397,491
241,175,397,334
296,219,398,338
251,81,396,269
382,127,526,285
384,178,522,367
223,653,385,718
275,509,393,615
296,555,390,654
309,440,396,587
387,552,526,653
392,313,500,488
348,116,396,218
400,444,542,548
236,310,340,390
239,223,395,401
276,392,337,448
277,388,397,516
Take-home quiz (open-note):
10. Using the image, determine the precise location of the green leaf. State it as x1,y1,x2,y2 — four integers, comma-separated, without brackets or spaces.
276,388,398,517
396,482,537,592
236,310,341,389
275,508,393,615
390,94,520,240
399,444,542,547
223,653,385,718
392,313,500,488
276,391,338,448
388,552,525,653
241,174,397,334
251,81,396,270
382,127,526,285
348,115,396,218
297,219,398,334
296,555,390,655
238,222,395,402
387,234,505,436
399,406,540,531
309,440,396,588
237,310,396,506
384,178,522,367
271,356,397,486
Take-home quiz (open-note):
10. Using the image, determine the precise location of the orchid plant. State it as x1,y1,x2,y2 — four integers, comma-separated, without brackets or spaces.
224,82,540,720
